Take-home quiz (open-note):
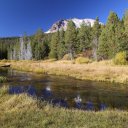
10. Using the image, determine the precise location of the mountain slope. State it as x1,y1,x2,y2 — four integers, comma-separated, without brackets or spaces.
46,18,103,33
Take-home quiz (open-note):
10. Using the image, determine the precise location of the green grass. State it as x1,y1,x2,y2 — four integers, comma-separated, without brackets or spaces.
0,86,128,128
0,76,7,83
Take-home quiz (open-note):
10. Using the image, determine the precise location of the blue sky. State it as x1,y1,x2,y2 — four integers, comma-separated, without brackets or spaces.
0,0,128,37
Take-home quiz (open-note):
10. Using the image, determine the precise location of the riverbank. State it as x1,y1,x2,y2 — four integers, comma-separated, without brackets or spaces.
0,86,128,128
0,60,128,84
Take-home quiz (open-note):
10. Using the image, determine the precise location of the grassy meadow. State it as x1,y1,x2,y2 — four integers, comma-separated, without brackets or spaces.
0,86,128,128
0,59,128,84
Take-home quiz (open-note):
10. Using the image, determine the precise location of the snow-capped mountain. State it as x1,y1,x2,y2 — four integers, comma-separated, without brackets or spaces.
46,18,103,33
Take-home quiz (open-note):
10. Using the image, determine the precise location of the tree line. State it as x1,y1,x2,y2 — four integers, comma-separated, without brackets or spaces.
0,10,128,61
49,11,128,61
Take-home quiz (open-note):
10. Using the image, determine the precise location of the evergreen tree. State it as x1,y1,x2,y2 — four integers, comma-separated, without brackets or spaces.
31,29,44,60
97,28,110,60
124,10,128,33
120,10,128,52
49,31,59,59
77,21,92,53
57,29,66,59
98,12,120,59
65,21,77,60
37,41,49,60
92,17,101,60
34,28,44,42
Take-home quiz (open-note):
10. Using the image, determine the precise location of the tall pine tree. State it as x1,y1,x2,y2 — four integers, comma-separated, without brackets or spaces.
77,21,92,53
120,10,128,52
65,21,77,60
57,29,66,59
92,17,101,60
49,31,59,59
98,12,120,59
31,28,48,60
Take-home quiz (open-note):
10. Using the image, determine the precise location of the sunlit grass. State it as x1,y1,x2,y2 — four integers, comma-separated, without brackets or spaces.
75,57,91,64
0,59,128,84
0,86,128,128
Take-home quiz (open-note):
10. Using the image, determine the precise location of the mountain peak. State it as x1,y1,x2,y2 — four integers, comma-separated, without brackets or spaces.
45,18,103,33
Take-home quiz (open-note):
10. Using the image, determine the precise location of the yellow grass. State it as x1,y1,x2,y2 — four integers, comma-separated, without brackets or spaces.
0,86,128,128
0,59,128,84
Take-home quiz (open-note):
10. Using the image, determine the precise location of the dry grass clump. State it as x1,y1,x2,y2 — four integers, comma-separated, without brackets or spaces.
75,57,91,64
0,86,128,128
0,86,8,96
43,58,57,63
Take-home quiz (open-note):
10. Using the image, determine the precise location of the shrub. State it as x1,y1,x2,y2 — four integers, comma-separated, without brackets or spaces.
62,54,71,60
113,51,128,65
75,57,91,64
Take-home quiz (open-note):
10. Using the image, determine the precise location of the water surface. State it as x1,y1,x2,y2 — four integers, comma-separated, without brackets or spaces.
0,67,128,111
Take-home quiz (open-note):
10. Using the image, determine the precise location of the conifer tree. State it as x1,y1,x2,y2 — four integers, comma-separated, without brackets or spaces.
77,21,92,53
49,31,59,59
31,28,47,60
97,28,109,60
98,12,120,59
120,10,128,52
34,28,44,42
124,10,128,33
92,17,101,60
65,21,77,60
57,29,66,59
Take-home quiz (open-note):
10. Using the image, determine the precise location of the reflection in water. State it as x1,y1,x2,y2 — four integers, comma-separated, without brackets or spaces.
74,95,82,103
27,86,36,96
74,95,82,109
1,68,128,111
100,103,107,110
86,101,94,110
51,99,68,108
9,86,107,110
9,86,24,94
42,86,52,99
9,85,36,96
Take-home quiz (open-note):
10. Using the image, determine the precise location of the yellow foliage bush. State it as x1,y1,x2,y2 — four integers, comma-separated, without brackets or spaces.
113,51,128,65
75,57,91,64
